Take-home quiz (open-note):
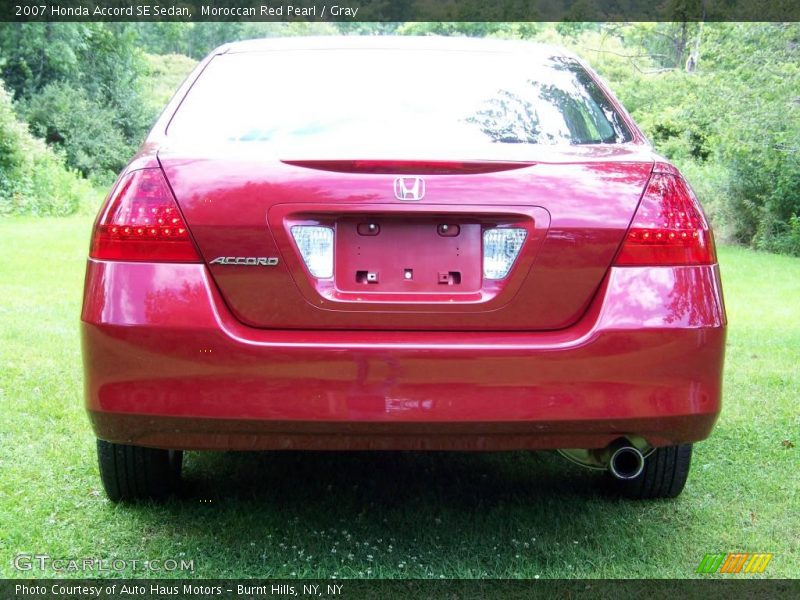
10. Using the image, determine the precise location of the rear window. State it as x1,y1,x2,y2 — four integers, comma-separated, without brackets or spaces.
168,49,633,147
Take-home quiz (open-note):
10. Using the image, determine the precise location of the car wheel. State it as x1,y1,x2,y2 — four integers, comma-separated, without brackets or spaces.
96,439,182,502
610,443,693,499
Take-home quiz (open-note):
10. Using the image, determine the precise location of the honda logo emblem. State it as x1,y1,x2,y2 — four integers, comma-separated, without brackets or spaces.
393,177,425,201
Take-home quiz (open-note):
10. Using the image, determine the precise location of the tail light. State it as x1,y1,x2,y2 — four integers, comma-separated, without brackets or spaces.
614,166,716,266
483,228,527,279
90,168,201,262
291,225,334,278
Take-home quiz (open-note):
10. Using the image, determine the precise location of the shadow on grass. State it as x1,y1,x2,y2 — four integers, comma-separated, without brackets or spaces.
180,450,604,507
116,451,693,576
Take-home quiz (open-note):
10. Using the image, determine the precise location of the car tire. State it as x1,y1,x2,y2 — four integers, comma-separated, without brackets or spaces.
611,443,693,499
96,439,182,502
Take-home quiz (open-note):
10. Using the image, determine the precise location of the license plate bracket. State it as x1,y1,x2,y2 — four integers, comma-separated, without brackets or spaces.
335,218,482,294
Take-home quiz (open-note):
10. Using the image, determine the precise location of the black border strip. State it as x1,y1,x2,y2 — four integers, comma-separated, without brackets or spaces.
3,579,800,600
3,0,800,22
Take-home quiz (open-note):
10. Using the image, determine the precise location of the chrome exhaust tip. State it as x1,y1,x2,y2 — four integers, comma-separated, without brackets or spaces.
608,445,645,480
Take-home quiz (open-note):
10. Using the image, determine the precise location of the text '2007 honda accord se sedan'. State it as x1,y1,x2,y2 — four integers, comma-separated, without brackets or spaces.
81,37,726,501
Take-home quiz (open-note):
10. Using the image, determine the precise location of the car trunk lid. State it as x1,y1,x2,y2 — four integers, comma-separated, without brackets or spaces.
160,144,653,330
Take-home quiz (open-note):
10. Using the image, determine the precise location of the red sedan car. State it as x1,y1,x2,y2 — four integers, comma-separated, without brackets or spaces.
82,37,725,501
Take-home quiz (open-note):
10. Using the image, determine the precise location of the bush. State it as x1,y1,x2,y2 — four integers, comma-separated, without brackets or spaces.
0,80,92,216
21,82,132,183
762,215,800,256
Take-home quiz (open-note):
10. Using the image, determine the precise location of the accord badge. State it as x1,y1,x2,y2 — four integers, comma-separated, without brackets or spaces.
209,256,279,266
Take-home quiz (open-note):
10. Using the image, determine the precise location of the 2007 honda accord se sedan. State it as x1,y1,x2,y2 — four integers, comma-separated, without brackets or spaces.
81,36,726,501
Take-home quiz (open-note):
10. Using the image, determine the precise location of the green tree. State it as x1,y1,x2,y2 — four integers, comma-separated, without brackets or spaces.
21,82,130,181
0,23,150,182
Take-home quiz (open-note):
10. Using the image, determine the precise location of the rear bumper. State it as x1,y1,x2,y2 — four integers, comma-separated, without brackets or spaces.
81,260,726,451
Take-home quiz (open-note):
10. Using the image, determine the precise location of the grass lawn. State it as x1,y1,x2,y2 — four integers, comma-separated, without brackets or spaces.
0,215,797,579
